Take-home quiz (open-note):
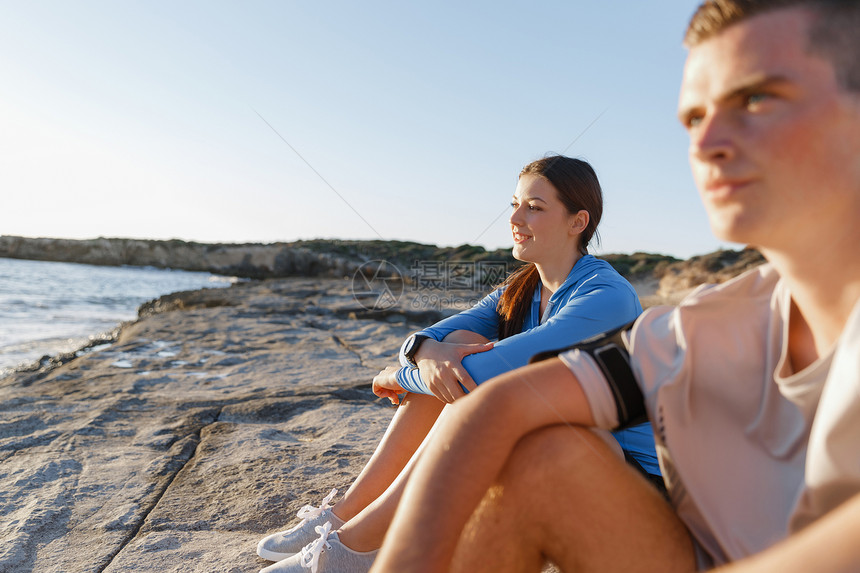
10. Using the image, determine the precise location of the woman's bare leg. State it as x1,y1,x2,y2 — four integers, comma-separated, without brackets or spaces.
332,330,490,522
335,404,447,551
333,392,443,521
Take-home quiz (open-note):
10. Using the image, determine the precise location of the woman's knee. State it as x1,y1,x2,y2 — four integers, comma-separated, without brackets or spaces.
441,330,491,344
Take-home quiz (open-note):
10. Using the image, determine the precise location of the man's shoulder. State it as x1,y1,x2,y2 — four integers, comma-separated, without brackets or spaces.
631,262,780,351
678,262,778,309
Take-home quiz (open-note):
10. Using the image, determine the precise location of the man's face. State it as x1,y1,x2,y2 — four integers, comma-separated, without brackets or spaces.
678,7,860,251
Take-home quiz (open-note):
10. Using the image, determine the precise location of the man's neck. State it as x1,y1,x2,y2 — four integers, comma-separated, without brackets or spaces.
762,237,860,370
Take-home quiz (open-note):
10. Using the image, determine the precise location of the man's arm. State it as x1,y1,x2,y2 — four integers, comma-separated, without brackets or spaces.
371,358,596,573
716,493,860,573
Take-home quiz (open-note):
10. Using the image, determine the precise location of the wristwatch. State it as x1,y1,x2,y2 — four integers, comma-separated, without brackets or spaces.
403,334,431,367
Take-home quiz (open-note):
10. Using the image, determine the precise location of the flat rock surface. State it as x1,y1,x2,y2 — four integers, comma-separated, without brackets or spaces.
0,278,459,573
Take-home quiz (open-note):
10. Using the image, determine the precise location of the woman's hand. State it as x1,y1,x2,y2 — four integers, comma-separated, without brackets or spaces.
373,366,406,405
415,338,494,403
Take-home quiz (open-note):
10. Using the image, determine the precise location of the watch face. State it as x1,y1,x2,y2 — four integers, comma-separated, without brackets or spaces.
406,335,419,356
406,334,426,363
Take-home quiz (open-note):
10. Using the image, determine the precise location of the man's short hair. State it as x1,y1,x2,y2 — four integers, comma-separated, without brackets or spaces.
685,0,860,91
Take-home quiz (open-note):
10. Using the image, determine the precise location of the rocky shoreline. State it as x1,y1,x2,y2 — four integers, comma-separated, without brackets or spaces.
0,277,460,572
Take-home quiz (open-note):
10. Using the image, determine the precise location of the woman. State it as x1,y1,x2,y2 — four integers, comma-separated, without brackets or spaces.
257,155,658,573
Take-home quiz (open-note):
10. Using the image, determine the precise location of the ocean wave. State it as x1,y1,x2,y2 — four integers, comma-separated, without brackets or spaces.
0,258,229,373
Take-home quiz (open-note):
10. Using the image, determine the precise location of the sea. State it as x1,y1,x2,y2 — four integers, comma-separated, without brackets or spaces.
0,257,234,376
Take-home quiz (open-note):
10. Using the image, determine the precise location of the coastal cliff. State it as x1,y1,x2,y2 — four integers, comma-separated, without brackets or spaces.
0,235,764,299
0,236,360,280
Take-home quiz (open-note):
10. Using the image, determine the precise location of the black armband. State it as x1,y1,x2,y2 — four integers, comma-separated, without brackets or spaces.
529,321,646,429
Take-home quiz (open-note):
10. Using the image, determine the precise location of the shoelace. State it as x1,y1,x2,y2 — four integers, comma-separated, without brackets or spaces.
299,521,333,573
285,488,338,534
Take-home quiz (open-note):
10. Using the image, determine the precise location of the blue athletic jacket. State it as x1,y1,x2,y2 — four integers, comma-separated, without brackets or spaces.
395,254,660,475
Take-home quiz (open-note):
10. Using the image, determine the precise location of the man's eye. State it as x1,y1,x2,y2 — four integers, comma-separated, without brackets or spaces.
745,93,770,108
683,113,703,129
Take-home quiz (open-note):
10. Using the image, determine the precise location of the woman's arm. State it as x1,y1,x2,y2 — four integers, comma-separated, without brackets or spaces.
410,333,493,402
386,331,494,402
459,281,641,384
372,366,405,405
392,291,502,401
397,279,640,399
373,358,595,572
398,291,503,368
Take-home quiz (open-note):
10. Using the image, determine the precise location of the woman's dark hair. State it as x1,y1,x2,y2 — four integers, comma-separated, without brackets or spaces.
496,155,604,339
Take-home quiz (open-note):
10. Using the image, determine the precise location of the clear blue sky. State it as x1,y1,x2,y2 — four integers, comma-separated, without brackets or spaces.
0,1,735,259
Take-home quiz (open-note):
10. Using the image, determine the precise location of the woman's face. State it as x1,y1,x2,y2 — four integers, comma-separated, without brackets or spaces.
509,174,582,266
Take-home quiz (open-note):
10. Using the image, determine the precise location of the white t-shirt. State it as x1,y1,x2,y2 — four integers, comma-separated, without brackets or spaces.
560,264,860,568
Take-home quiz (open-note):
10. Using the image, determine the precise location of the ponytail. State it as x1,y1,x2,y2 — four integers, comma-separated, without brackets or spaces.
496,263,541,339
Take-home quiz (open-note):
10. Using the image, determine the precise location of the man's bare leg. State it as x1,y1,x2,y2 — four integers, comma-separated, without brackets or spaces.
452,425,696,573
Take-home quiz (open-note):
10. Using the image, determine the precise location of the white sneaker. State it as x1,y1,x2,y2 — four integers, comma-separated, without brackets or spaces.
260,522,377,573
257,489,344,561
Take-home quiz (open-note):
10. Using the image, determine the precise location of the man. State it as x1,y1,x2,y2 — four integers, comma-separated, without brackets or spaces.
370,1,860,571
